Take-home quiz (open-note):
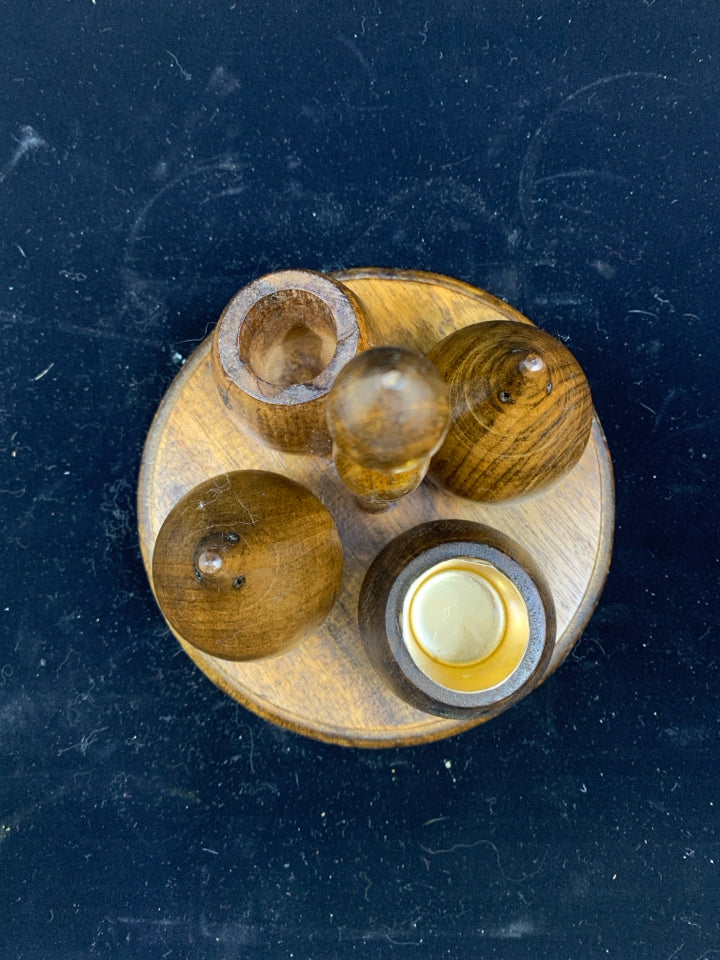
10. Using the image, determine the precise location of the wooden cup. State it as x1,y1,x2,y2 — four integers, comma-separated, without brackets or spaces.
212,269,369,454
358,520,556,719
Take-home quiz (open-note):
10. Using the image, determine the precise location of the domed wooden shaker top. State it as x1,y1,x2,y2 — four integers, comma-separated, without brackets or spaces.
358,520,556,720
325,346,450,511
152,470,343,661
427,321,593,502
212,269,369,454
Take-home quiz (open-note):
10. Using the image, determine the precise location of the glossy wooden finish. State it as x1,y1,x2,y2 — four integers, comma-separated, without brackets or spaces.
152,470,343,660
326,346,450,510
137,268,614,747
428,321,593,502
358,520,555,719
212,269,369,454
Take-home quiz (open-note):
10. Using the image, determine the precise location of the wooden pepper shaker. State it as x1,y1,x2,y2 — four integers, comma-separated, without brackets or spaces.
427,321,593,502
152,470,343,660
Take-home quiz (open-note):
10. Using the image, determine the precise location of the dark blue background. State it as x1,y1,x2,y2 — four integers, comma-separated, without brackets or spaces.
1,2,718,957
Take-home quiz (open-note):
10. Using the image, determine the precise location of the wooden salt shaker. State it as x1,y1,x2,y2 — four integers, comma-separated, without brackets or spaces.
152,470,343,661
427,321,593,502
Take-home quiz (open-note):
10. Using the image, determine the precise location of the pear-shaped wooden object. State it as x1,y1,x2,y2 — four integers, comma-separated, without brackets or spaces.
326,346,450,510
428,321,593,502
212,270,369,454
152,470,343,660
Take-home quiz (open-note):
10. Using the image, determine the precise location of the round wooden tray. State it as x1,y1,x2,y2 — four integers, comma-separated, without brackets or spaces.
137,269,614,747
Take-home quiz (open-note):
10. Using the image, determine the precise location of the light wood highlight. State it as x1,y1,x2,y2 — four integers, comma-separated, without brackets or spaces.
137,268,614,748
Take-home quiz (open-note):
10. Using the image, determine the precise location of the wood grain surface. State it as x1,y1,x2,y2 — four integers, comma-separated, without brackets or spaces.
137,268,614,747
152,470,343,660
211,269,369,454
428,320,594,501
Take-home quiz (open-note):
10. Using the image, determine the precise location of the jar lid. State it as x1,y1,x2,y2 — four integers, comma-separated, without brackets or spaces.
402,557,530,692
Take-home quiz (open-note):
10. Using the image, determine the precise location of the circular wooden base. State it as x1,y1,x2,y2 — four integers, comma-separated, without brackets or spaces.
137,269,614,747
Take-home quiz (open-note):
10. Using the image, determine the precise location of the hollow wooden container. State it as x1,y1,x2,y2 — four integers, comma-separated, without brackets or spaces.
212,269,369,454
138,268,614,748
359,520,556,719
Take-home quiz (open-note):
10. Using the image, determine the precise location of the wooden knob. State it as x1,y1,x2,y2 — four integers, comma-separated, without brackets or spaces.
212,270,369,454
427,321,593,502
325,346,450,510
152,470,343,660
358,520,556,719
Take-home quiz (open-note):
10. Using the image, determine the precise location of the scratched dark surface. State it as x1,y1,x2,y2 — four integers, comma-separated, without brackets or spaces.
1,2,719,958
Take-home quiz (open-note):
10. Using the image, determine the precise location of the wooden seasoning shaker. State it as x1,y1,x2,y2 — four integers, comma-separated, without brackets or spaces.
427,320,594,502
